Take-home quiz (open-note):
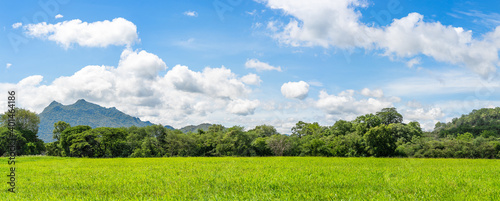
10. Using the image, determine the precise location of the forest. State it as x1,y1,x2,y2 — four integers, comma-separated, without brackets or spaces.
1,107,500,158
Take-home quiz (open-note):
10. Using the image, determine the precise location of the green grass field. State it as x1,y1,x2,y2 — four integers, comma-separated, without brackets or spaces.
1,156,499,200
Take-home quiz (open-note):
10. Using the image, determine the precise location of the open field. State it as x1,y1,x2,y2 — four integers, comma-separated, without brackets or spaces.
1,156,499,200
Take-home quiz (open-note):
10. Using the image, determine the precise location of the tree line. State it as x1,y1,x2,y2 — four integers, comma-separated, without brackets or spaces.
1,107,500,158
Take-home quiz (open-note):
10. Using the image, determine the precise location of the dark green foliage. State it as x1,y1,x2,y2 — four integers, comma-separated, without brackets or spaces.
376,107,403,125
251,137,272,156
325,133,365,157
327,120,354,136
248,124,277,137
291,121,324,138
1,107,40,134
0,108,45,155
39,107,500,159
0,127,26,156
364,124,396,156
59,125,92,156
300,136,328,156
53,121,70,141
434,107,500,137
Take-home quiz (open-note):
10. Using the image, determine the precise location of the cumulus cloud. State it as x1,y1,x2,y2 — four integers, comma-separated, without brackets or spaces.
183,11,198,17
281,81,309,100
403,107,445,121
259,0,500,77
55,14,63,19
0,49,261,130
12,22,22,29
23,18,139,48
360,88,383,98
245,59,282,72
6,63,12,69
316,89,397,118
401,105,446,131
227,99,260,115
241,73,262,85
165,65,251,98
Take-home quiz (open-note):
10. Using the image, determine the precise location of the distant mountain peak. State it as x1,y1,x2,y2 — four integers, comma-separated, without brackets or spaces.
41,100,63,114
49,100,62,106
38,99,175,143
180,123,213,133
75,99,87,103
73,99,92,106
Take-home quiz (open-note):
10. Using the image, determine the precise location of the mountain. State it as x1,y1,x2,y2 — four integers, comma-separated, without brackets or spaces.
38,99,170,142
180,123,212,133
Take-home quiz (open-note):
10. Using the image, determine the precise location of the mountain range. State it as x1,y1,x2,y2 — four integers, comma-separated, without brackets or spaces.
38,99,166,142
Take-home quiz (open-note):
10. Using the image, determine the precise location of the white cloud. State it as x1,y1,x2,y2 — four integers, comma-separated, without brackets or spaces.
55,14,63,19
245,58,282,72
18,75,44,86
316,89,396,119
165,65,251,98
23,18,139,49
6,63,12,69
259,0,500,77
384,69,500,97
246,10,257,16
183,11,198,17
117,48,167,79
307,81,323,87
406,57,421,68
0,48,261,130
403,107,445,121
12,22,22,29
252,22,263,29
281,81,309,100
399,103,446,131
227,99,260,115
360,88,383,98
241,73,262,85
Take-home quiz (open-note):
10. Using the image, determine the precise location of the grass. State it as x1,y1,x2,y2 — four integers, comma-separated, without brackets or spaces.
1,156,499,200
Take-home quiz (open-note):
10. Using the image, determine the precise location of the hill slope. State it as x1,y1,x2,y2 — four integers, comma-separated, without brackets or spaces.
434,107,500,137
38,99,161,142
180,123,212,133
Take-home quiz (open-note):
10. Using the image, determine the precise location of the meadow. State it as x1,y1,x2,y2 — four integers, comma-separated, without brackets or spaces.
1,156,499,200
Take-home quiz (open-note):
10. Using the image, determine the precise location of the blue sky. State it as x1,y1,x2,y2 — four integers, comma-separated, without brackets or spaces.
1,0,500,133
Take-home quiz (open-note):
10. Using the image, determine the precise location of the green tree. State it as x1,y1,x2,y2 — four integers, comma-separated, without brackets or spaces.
354,114,382,135
364,124,396,156
376,107,403,125
301,136,327,156
60,125,92,156
291,121,322,138
251,137,272,156
390,122,422,144
208,124,225,134
1,108,45,155
266,134,291,156
249,125,278,137
0,127,26,156
328,120,354,136
53,121,70,141
1,107,40,134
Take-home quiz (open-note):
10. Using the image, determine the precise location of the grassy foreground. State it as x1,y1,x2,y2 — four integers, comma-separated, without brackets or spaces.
1,157,499,200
